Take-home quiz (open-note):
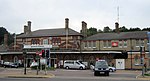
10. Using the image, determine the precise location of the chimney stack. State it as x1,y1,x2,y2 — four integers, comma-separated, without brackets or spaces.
115,22,119,33
24,25,28,34
24,21,32,34
27,21,31,32
4,34,8,47
65,18,69,29
81,21,87,38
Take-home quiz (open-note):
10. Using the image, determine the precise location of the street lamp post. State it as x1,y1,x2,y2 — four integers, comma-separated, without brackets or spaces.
23,51,27,75
140,47,145,77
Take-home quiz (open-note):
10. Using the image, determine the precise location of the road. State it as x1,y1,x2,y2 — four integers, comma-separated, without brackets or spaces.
0,68,147,81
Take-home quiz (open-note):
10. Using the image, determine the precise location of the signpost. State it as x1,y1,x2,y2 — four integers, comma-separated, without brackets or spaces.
23,45,52,75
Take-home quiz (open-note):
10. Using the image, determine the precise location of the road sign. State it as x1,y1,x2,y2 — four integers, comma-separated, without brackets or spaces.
23,45,52,49
39,52,42,56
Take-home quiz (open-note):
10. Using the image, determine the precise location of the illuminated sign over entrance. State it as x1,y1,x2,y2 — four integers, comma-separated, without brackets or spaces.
23,45,52,49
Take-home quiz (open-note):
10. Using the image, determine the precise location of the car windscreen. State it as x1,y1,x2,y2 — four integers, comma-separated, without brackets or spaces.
95,61,108,68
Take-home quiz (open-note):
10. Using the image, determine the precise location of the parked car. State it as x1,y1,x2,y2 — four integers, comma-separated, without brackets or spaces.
94,60,110,76
90,64,95,71
3,62,18,68
30,62,38,67
109,66,116,72
64,60,86,70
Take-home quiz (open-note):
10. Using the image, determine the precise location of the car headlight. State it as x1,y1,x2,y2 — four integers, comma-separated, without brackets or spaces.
106,68,109,70
94,68,98,70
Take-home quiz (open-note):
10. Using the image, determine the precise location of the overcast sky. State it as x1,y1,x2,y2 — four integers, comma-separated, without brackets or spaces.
0,0,150,34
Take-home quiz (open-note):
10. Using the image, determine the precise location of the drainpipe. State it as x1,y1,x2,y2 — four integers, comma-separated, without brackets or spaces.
130,39,133,70
99,40,100,51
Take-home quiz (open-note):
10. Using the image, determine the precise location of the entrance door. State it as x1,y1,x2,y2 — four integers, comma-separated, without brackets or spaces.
116,59,125,69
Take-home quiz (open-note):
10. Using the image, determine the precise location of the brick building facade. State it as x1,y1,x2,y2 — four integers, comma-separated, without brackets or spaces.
0,18,150,69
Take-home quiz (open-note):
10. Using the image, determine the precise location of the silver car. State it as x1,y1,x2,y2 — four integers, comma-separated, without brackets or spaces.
64,60,86,70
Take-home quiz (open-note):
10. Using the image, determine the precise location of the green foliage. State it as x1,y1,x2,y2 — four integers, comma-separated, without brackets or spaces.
87,27,98,36
0,27,8,44
142,28,150,31
129,27,141,31
103,26,112,33
86,26,150,36
0,27,14,45
98,29,103,33
144,73,150,76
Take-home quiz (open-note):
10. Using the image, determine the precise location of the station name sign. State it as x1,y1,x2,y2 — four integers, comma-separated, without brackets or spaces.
23,45,52,49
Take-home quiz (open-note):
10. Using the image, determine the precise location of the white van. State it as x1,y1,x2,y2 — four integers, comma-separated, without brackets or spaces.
64,60,86,70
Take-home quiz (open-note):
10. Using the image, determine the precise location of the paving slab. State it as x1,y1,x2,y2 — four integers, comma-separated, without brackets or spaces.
0,68,54,78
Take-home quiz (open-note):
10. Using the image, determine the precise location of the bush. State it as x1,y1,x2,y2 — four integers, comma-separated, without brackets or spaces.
144,73,150,76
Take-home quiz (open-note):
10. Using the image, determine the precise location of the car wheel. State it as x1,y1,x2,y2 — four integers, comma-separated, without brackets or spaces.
66,66,69,69
79,67,83,70
109,69,113,72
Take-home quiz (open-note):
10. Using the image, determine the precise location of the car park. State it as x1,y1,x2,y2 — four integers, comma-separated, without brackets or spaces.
3,62,18,68
94,60,110,76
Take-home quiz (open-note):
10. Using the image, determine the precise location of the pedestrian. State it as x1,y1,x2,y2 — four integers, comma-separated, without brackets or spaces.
144,63,147,72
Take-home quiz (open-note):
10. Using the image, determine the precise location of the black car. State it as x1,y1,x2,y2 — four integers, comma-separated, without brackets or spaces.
94,60,110,76
3,62,18,68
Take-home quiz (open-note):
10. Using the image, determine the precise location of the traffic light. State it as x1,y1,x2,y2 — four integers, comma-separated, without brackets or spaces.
46,50,50,58
42,50,45,57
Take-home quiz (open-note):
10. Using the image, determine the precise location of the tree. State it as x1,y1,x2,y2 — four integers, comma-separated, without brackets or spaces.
103,26,112,33
0,27,8,45
98,29,103,33
119,26,128,32
0,27,14,45
142,28,150,31
87,27,98,36
129,27,141,31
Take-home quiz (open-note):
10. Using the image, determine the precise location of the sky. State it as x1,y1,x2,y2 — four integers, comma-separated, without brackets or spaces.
0,0,150,34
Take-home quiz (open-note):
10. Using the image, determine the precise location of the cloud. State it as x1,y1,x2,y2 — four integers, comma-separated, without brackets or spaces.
0,0,150,34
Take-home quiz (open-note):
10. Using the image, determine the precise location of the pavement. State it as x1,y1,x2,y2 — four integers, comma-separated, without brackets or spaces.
136,71,150,80
0,68,55,78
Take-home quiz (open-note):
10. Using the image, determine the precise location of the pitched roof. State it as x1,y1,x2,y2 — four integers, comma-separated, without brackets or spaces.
84,31,148,40
17,28,82,38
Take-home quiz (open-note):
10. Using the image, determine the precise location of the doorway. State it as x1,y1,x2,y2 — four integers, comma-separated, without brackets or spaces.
116,59,125,69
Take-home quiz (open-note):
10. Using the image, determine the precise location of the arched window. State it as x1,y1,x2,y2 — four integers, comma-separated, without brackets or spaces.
14,56,18,63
